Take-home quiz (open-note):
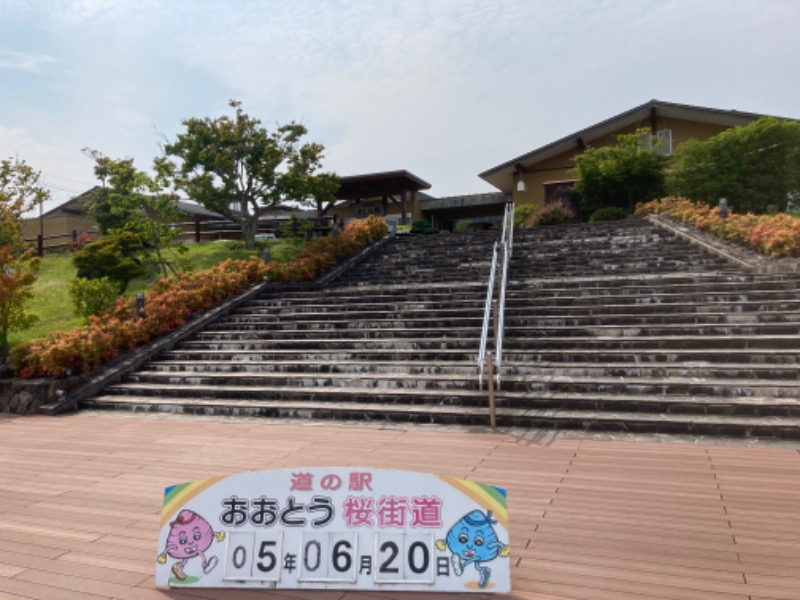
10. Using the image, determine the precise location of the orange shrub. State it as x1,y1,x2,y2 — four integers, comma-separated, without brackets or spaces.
10,256,267,378
636,197,800,258
266,215,388,282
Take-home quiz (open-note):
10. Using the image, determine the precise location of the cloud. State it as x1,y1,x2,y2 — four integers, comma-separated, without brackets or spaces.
0,49,56,71
0,126,97,213
2,0,800,199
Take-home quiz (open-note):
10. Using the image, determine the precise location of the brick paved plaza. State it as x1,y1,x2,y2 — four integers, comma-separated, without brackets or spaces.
1,413,798,599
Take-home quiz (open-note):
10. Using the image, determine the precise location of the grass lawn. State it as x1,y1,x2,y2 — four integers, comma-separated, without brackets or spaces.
9,238,304,347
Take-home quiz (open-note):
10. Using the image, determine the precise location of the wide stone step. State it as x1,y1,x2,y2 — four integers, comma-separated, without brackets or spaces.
504,312,800,327
216,314,485,327
504,334,800,350
162,348,477,362
83,394,800,439
101,382,488,404
503,323,800,338
503,360,800,380
502,375,800,399
98,380,800,414
220,306,800,326
504,299,800,316
205,314,483,336
192,327,481,340
244,298,486,314
146,358,800,381
512,348,800,365
176,337,480,351
122,370,800,401
508,279,800,296
83,396,502,425
192,322,800,341
506,289,800,306
235,298,800,321
126,370,479,390
161,346,800,365
146,359,480,376
510,258,733,271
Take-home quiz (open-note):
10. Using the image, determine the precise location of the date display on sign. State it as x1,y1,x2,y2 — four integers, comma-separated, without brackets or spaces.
374,533,435,583
224,532,283,582
223,532,436,585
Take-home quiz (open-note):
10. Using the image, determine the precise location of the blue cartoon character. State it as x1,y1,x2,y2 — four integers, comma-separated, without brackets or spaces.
436,509,509,589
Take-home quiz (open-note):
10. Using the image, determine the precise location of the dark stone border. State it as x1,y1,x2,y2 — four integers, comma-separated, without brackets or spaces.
27,234,393,416
647,214,800,273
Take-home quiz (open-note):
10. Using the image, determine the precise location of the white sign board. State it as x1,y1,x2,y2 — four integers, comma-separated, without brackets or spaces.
155,467,510,593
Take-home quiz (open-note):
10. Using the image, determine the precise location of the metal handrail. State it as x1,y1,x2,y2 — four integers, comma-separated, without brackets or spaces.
495,202,514,387
478,202,515,391
478,241,499,387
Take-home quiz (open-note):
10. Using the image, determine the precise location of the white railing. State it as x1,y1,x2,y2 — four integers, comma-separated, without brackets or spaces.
478,202,515,426
495,202,514,386
478,242,499,387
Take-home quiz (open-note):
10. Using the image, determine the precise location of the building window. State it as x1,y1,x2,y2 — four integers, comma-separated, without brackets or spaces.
639,129,672,156
656,129,672,156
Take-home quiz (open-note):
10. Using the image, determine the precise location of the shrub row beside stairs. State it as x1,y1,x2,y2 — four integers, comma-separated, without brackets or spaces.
265,215,388,282
636,196,800,258
10,217,389,379
11,257,268,379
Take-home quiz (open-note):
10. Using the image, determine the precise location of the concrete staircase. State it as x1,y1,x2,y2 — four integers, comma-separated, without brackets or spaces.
85,219,800,439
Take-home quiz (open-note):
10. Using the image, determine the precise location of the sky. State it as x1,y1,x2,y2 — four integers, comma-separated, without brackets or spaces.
2,0,799,214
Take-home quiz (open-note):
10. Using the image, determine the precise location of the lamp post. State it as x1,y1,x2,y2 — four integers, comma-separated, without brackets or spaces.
515,164,527,193
38,196,44,256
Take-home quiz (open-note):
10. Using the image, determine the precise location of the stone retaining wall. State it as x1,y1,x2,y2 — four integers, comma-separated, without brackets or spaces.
0,376,84,414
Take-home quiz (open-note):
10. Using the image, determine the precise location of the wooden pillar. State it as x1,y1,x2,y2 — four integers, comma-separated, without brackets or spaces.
401,191,408,225
195,219,201,244
382,195,388,217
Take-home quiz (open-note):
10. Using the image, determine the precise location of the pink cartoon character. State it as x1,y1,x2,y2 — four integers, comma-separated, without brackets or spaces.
157,510,225,581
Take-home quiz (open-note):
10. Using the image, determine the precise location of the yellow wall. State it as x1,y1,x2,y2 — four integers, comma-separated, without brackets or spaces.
335,192,421,224
21,214,95,249
512,118,731,209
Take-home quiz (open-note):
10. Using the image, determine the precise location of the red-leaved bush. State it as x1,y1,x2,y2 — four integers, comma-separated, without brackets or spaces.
636,197,800,258
10,256,268,378
265,215,388,282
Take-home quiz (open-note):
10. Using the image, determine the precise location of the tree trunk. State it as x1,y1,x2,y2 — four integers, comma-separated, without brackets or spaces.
243,218,258,250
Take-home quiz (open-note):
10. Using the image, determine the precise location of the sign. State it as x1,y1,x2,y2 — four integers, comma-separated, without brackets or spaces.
396,224,412,234
155,467,510,593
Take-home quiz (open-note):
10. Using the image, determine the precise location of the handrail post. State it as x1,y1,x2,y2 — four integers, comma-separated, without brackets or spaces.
486,351,496,428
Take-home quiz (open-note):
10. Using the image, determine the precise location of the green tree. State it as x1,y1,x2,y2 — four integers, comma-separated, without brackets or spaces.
572,128,669,217
165,100,337,249
67,276,120,321
84,150,185,278
72,232,147,292
0,157,48,361
668,117,800,214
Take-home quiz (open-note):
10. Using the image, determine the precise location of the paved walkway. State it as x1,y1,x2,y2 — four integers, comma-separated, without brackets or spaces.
0,412,798,599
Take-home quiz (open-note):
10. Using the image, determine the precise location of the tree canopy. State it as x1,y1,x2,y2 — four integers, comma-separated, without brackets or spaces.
0,157,47,360
165,100,338,249
572,129,669,218
667,117,800,214
83,150,185,279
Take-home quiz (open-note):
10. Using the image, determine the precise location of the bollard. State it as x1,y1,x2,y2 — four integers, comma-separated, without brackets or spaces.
135,293,146,319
